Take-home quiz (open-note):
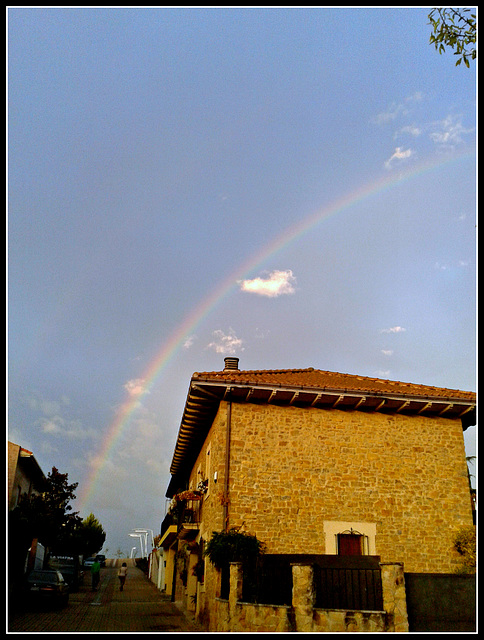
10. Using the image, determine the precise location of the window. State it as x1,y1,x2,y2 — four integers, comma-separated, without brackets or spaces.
337,531,364,555
195,464,202,491
323,521,376,555
205,443,211,497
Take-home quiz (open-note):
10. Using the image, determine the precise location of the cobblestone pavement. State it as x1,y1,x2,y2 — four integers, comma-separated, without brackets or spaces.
8,559,202,633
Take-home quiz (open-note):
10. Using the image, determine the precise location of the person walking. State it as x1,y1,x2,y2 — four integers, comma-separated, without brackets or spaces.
118,562,128,591
91,558,101,591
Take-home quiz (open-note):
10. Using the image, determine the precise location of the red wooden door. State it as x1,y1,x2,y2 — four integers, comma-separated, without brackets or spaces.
338,533,363,555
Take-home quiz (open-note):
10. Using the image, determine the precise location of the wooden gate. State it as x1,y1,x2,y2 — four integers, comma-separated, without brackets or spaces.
314,557,383,610
242,554,383,611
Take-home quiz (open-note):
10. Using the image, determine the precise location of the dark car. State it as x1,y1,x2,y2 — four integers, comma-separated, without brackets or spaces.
95,554,106,567
26,570,69,608
48,555,83,591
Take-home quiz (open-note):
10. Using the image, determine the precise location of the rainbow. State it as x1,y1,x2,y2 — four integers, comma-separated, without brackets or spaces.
77,149,474,509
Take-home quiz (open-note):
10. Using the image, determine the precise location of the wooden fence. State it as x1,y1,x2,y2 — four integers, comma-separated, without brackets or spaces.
314,562,383,610
222,554,384,610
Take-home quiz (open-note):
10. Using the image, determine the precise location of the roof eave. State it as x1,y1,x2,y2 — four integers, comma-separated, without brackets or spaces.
167,377,476,485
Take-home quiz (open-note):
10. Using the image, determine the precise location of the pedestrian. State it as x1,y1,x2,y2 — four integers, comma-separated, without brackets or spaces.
118,562,128,591
91,558,101,591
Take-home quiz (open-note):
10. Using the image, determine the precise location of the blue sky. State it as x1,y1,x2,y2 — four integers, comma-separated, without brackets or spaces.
8,7,476,556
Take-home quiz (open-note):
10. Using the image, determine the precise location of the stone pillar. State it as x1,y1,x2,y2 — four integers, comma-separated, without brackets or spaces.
229,562,243,608
227,562,244,632
380,562,409,632
291,563,315,633
186,553,199,611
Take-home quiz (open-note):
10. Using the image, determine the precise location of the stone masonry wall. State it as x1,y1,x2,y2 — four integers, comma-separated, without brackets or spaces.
186,408,228,618
211,561,408,632
185,400,472,628
222,401,472,573
8,442,21,509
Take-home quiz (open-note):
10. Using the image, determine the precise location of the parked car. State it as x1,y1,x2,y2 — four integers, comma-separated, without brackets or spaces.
48,555,83,591
95,554,106,567
26,570,69,608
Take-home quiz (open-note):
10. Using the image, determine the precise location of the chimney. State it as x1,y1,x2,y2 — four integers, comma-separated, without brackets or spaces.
223,357,239,371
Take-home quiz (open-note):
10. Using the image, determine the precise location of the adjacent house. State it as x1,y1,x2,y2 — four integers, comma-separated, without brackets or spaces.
8,441,46,511
160,358,475,629
8,442,48,581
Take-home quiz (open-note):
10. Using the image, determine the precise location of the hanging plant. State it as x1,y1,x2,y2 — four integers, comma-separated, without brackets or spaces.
174,489,202,502
192,558,205,583
168,489,203,514
203,528,265,570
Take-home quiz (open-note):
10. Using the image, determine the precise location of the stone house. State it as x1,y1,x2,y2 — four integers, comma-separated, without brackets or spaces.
8,442,48,583
8,441,46,511
160,358,475,629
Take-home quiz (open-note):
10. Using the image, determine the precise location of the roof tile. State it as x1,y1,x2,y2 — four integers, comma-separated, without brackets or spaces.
192,367,475,401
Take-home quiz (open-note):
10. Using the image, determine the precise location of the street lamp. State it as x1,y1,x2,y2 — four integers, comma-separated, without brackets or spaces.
134,528,154,555
130,546,137,558
128,533,145,558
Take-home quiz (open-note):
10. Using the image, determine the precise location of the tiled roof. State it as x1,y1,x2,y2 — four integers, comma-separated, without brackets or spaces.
192,367,475,402
167,364,476,487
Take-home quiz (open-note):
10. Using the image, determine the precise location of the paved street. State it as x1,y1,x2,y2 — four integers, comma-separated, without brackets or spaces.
8,558,202,633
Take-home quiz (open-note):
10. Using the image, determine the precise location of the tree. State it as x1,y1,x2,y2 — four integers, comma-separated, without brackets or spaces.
8,467,81,587
428,8,476,67
39,467,81,552
10,467,81,553
73,513,106,558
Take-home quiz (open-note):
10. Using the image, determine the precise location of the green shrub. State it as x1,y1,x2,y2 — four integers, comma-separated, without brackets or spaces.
452,525,476,573
203,528,265,570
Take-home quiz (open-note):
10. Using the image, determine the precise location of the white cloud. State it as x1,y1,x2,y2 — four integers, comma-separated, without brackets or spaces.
434,261,448,271
429,114,473,149
41,419,62,434
435,259,470,270
384,147,414,169
395,125,422,138
254,327,270,339
381,326,406,334
124,378,148,397
183,335,196,349
39,415,96,440
375,370,391,378
26,391,96,441
373,92,423,125
239,269,296,297
206,328,244,355
27,395,70,417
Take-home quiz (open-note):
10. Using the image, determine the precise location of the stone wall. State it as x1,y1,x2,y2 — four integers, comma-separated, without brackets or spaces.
8,442,22,510
224,402,472,572
210,561,408,633
183,399,472,627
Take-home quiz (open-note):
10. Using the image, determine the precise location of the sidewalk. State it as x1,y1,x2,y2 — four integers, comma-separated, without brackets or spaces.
9,560,203,633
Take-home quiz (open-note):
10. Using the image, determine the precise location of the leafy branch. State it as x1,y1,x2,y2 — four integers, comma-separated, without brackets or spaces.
428,8,476,67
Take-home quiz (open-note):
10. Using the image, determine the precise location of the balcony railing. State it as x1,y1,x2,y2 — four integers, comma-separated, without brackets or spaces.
162,489,204,541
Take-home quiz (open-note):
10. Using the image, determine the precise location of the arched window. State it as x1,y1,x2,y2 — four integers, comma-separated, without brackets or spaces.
324,521,376,555
337,529,367,556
